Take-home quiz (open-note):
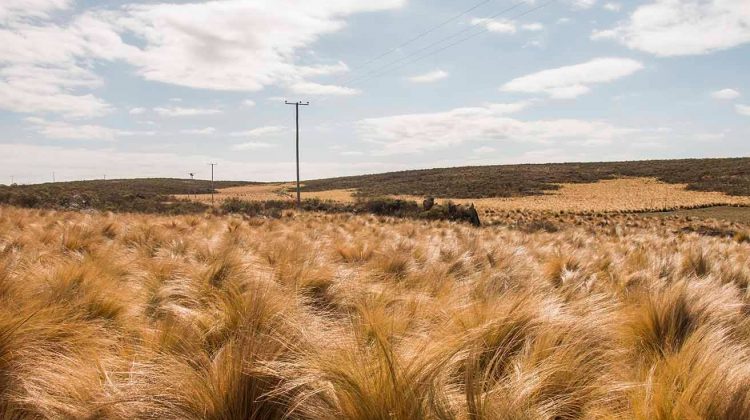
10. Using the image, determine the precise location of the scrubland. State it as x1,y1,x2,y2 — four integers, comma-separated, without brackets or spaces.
301,157,750,198
2,205,750,419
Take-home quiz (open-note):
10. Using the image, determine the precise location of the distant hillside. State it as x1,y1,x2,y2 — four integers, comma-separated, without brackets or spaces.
302,158,750,199
0,178,256,214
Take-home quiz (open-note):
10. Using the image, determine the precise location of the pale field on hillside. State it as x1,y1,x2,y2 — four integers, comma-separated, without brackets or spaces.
423,178,750,213
2,205,750,418
175,183,357,204
180,178,750,213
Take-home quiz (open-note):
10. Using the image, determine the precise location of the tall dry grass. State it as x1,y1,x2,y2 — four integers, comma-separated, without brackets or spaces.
1,205,750,419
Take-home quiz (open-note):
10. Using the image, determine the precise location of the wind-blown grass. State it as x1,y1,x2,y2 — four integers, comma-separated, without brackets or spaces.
1,205,750,418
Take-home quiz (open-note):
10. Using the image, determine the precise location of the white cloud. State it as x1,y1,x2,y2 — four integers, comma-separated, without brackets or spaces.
288,82,360,96
0,65,112,118
97,0,403,92
340,150,364,156
569,0,597,9
473,146,496,154
603,2,621,12
129,107,147,115
0,0,403,119
26,118,117,141
521,23,544,32
501,57,644,99
472,18,545,35
0,2,140,118
230,126,287,137
0,0,71,23
593,0,750,56
712,89,741,100
737,104,750,117
24,117,154,141
472,18,516,34
408,69,449,83
154,107,222,117
181,127,216,135
295,62,350,78
242,99,256,107
358,102,681,155
230,142,277,151
355,102,646,155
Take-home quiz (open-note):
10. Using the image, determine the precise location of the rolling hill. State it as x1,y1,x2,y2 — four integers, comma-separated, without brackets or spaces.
301,158,750,198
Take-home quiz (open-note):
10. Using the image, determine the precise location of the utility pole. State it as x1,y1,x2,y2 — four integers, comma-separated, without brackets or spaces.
189,172,195,199
208,163,217,205
285,100,309,209
52,172,55,183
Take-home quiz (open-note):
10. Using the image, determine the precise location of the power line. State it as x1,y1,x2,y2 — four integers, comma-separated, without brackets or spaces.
345,0,556,88
346,0,554,87
349,0,496,73
340,0,530,86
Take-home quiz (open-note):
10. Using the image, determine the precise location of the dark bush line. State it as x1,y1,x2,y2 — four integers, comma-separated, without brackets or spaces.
0,178,252,215
220,197,482,226
0,188,208,215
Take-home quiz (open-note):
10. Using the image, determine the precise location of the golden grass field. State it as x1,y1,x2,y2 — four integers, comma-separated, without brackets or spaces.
180,178,750,215
2,205,750,418
175,184,358,205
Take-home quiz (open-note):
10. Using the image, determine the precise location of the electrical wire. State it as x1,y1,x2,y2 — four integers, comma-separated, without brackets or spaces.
345,0,556,88
338,0,530,86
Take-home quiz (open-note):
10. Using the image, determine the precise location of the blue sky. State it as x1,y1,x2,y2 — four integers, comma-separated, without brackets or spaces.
0,0,748,183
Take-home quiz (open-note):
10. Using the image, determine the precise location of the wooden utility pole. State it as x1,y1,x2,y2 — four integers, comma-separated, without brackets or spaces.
189,172,195,199
285,101,309,209
208,163,217,205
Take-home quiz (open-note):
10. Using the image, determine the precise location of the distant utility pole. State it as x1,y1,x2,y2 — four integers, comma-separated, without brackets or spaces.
52,172,55,183
189,172,196,199
208,163,217,205
285,100,309,209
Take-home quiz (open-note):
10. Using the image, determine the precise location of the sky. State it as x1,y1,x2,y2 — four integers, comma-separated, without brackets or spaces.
0,0,748,184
